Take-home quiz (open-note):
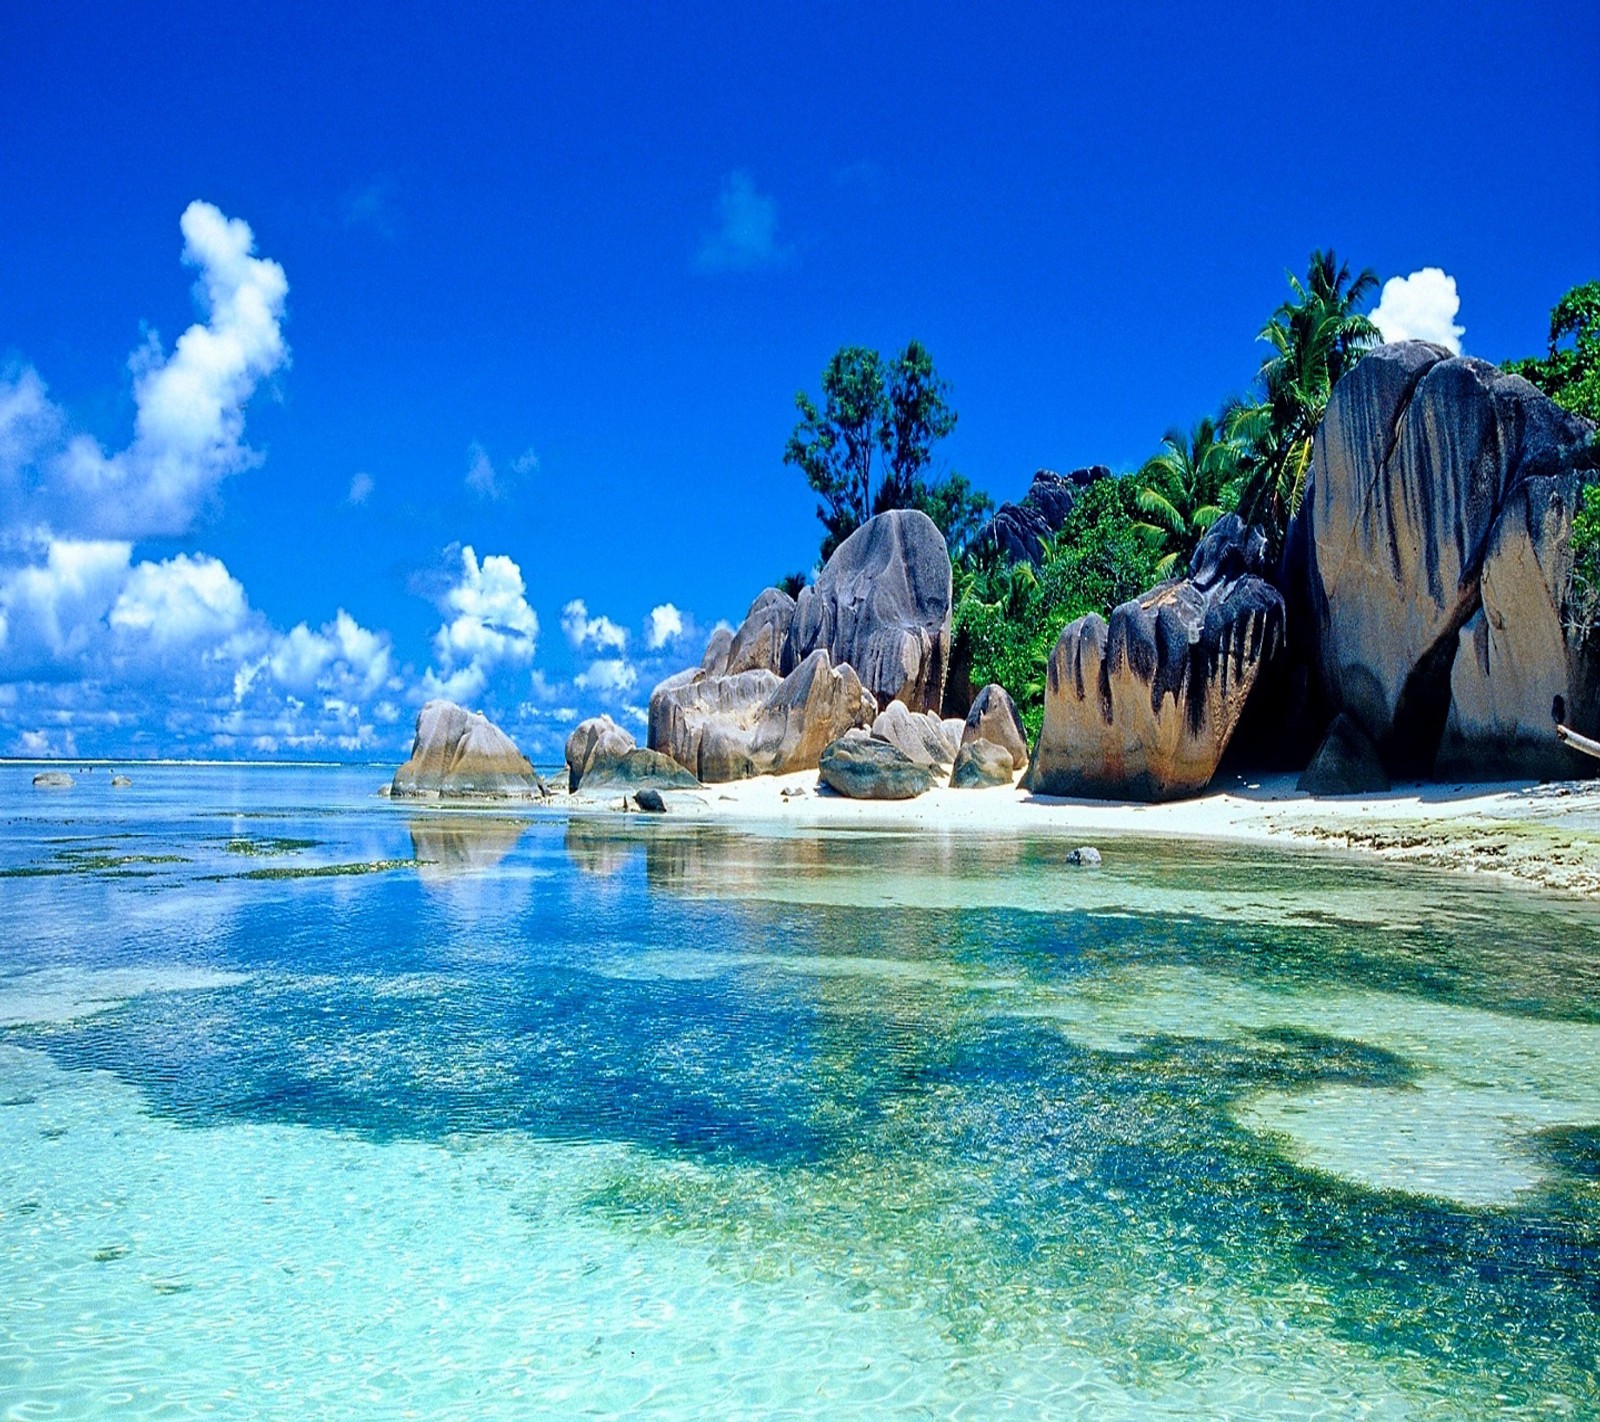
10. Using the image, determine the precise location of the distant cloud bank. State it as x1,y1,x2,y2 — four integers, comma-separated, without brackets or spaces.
1372,268,1465,354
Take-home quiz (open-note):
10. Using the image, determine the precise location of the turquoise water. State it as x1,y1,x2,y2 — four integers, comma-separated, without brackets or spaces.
2,767,1598,1418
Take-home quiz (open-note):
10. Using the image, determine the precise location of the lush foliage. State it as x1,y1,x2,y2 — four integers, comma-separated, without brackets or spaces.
953,478,1163,738
1228,251,1380,553
1569,481,1600,640
1505,281,1600,426
784,341,992,562
1133,417,1246,576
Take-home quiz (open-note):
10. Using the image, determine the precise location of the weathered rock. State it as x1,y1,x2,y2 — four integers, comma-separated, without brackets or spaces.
724,588,798,676
1029,516,1285,801
649,650,876,782
1066,846,1102,867
1298,712,1391,796
110,774,132,787
961,683,1029,769
564,715,636,792
1292,342,1599,777
818,735,936,800
870,700,960,767
699,627,734,678
634,788,667,813
785,509,953,714
391,701,547,799
949,738,1016,788
32,771,73,789
975,467,1110,566
579,747,701,792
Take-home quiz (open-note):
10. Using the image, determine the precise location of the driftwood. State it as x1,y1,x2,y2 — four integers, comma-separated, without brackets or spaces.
1555,724,1600,762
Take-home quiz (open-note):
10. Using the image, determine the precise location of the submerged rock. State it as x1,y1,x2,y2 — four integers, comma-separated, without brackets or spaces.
1292,341,1599,778
110,774,132,788
785,509,953,714
949,738,1016,789
565,715,636,792
1066,846,1102,867
1029,516,1285,801
32,771,73,789
818,735,936,799
962,683,1029,769
578,747,700,792
1299,713,1391,797
649,649,875,782
391,701,547,799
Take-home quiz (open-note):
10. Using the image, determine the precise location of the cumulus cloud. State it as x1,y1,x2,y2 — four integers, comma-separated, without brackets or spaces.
47,201,290,538
346,471,374,505
109,552,249,647
424,546,539,702
561,598,629,652
574,657,638,694
696,170,791,273
645,602,684,650
1372,268,1465,354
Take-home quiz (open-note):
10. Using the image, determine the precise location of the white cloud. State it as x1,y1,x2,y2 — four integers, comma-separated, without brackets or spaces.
561,597,629,652
347,471,374,505
697,170,791,273
645,602,684,650
0,368,61,490
424,545,539,702
574,657,637,694
512,447,539,476
109,552,249,647
465,441,500,499
50,201,290,538
0,538,133,669
1372,268,1464,354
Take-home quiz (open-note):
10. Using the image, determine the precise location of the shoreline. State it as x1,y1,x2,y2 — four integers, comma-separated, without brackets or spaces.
559,769,1600,899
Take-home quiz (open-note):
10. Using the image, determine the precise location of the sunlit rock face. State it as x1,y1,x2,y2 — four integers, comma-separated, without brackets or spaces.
724,587,797,676
818,734,936,799
961,683,1029,769
784,509,953,715
649,650,876,783
1029,516,1284,801
392,700,546,799
949,737,1015,788
869,700,960,768
564,715,635,792
1291,341,1599,779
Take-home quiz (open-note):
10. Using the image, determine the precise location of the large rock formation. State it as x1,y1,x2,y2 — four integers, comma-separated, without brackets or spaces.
818,735,936,800
392,701,547,799
564,715,635,792
578,748,701,793
724,588,797,676
1291,341,1599,779
1028,516,1285,801
649,649,876,782
784,509,953,714
868,701,961,767
961,683,1029,769
974,467,1110,566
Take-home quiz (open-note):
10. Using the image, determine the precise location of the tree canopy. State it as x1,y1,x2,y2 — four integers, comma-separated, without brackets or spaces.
1506,281,1600,426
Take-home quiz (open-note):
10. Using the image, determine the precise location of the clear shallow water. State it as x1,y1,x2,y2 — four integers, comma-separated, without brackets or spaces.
2,766,1598,1419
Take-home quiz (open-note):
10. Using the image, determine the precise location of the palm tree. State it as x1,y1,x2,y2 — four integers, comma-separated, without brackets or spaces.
1135,416,1246,576
1231,250,1380,550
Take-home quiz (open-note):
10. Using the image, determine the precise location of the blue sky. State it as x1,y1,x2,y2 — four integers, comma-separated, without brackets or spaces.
2,0,1596,761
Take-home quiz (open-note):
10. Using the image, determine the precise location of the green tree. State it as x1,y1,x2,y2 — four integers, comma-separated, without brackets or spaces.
785,341,990,562
1506,281,1600,425
1230,250,1380,551
1134,416,1245,576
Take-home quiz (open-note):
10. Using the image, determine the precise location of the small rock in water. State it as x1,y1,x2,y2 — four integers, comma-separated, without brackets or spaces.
1066,846,1102,867
634,788,667,813
32,772,74,790
110,774,132,788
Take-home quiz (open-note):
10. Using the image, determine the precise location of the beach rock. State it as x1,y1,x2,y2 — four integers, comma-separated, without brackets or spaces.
870,700,960,767
1066,846,1102,867
962,683,1029,768
110,774,132,787
1292,341,1600,777
634,788,667,813
975,467,1110,566
579,747,701,793
649,649,876,782
1298,712,1391,796
949,738,1016,789
724,588,798,676
818,735,936,800
564,714,637,792
392,701,547,799
1029,515,1285,801
785,509,953,714
32,771,73,789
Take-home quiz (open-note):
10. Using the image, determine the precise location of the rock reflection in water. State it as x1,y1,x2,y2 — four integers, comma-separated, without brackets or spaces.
564,820,645,878
408,817,528,880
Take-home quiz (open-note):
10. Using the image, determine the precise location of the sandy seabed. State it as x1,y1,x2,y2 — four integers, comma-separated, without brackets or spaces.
566,768,1600,899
